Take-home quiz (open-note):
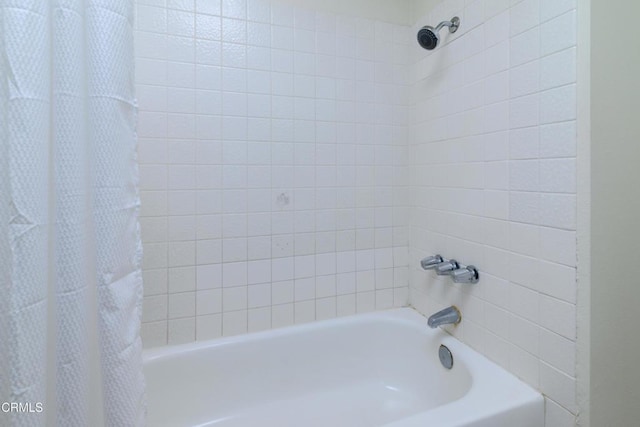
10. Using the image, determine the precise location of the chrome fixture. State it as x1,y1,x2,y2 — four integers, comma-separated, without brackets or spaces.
451,265,480,284
439,345,454,369
417,16,460,50
428,306,462,328
435,259,459,276
420,255,443,270
419,254,480,284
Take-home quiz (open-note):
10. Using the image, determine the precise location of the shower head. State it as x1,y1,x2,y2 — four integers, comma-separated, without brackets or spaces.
417,16,460,50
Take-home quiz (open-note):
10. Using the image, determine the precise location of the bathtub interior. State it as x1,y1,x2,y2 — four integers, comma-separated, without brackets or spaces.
145,315,473,426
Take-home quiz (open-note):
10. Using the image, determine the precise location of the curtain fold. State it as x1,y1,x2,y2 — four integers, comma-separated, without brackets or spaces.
0,1,145,426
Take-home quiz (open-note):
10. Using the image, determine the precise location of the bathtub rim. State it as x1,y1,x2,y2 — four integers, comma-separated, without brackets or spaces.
144,308,436,362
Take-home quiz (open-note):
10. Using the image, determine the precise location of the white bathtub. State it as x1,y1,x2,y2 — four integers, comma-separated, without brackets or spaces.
143,308,543,427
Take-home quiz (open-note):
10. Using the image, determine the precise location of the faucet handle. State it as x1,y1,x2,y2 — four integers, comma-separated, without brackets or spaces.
451,265,479,284
436,259,459,275
420,255,443,270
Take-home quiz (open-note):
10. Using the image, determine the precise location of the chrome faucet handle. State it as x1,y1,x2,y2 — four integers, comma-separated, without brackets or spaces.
451,265,479,284
435,259,459,275
420,255,443,270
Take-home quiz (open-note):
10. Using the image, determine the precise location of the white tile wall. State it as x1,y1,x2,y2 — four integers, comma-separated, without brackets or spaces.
408,0,577,424
136,0,580,423
136,0,411,348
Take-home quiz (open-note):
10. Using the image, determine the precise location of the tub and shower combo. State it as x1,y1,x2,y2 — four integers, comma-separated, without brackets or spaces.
144,16,544,427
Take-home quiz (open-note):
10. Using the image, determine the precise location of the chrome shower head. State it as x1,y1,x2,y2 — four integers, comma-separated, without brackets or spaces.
417,16,460,50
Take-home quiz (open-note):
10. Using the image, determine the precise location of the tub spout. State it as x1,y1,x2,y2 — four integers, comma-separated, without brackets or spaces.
428,306,461,328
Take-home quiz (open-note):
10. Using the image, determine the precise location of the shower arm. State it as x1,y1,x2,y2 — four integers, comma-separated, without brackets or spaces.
435,17,460,33
434,21,452,32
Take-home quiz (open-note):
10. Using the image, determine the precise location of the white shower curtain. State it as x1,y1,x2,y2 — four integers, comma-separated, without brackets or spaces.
0,1,145,426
